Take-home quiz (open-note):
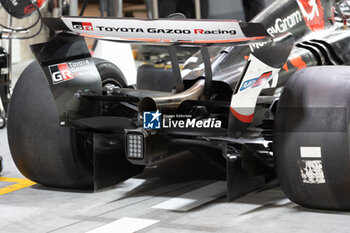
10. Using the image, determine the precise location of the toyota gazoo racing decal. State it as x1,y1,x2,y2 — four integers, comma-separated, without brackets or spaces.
230,54,280,123
72,22,93,31
48,59,93,85
49,63,74,84
57,17,270,44
296,0,325,31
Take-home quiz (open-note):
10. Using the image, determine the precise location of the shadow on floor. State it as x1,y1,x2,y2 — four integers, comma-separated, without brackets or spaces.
29,151,225,195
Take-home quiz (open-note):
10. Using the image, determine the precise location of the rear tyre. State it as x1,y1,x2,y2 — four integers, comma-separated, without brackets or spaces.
94,57,128,89
274,66,350,210
7,58,135,189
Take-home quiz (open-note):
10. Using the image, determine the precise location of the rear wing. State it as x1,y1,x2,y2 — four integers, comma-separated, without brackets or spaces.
32,17,292,125
43,17,272,45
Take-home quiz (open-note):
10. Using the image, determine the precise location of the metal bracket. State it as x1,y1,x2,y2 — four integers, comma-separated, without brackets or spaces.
200,46,213,99
167,45,184,93
167,45,213,99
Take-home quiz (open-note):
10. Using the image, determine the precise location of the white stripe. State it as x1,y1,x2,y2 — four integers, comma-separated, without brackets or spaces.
152,181,226,211
186,57,199,64
181,69,192,77
300,147,322,158
86,217,159,233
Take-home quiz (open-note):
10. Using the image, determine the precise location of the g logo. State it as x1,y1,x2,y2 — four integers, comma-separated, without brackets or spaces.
72,24,83,30
52,71,63,83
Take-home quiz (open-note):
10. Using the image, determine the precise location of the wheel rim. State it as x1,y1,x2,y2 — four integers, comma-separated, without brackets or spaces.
102,78,122,88
102,78,123,96
0,116,4,129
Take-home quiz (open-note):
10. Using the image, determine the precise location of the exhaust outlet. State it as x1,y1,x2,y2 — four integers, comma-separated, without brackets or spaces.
138,79,205,114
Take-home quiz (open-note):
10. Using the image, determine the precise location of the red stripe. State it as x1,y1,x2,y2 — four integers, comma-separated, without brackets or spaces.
230,107,254,123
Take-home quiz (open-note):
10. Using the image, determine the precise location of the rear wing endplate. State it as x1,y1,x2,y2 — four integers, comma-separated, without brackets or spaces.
43,17,272,45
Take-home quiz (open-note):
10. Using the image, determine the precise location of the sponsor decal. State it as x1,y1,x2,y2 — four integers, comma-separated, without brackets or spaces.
95,27,145,33
252,71,272,88
249,0,325,52
249,42,267,53
249,8,306,52
49,63,74,84
240,78,258,91
143,111,222,129
72,22,93,31
249,10,302,52
48,59,93,84
194,29,236,35
240,71,272,91
266,10,303,34
62,18,246,43
297,0,325,31
93,26,236,35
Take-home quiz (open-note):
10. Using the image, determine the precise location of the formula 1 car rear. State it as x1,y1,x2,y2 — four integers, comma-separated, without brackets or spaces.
7,0,350,210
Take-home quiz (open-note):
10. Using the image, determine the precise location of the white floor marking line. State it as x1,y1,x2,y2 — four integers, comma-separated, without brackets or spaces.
300,147,322,158
85,217,159,233
118,178,148,192
152,181,226,211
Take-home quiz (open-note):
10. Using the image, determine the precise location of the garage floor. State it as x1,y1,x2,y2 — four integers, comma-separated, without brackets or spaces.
2,128,350,233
